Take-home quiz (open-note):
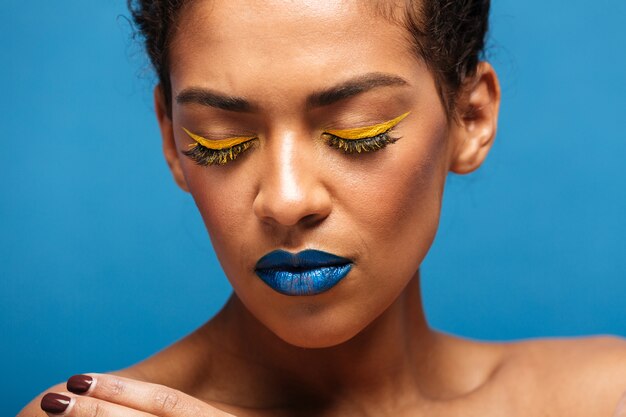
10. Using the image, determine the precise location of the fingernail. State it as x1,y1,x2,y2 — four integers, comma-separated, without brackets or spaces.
67,374,93,394
41,393,71,414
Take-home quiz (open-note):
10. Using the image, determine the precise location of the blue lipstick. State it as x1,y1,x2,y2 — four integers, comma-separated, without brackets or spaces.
254,249,353,296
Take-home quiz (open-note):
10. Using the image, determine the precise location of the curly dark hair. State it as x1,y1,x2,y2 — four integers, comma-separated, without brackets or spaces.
128,0,490,118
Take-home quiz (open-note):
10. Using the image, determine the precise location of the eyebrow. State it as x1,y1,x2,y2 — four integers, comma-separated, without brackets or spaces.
175,72,409,112
306,73,409,108
176,88,255,112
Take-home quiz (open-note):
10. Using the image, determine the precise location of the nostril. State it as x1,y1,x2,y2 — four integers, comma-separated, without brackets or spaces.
300,213,327,228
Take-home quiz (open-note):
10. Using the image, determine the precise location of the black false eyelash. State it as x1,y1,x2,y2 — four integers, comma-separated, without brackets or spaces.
183,140,256,166
323,132,400,154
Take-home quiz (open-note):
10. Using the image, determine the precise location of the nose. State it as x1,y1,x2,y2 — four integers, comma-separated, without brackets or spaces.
253,131,332,228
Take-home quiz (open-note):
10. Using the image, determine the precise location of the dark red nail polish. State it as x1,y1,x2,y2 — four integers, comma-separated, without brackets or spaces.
41,393,71,414
67,374,93,394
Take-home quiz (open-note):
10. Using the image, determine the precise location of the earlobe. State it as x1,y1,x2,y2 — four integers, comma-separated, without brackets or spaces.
449,62,501,175
154,85,190,192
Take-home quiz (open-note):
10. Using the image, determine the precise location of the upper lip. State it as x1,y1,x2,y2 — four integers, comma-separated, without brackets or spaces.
255,249,352,270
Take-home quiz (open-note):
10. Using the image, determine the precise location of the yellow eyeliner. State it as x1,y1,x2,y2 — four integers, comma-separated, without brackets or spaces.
324,111,411,140
182,127,255,150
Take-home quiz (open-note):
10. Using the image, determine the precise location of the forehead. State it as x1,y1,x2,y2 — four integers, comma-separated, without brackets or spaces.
169,0,420,102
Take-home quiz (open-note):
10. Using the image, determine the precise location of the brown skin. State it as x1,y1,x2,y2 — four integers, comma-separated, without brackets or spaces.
20,1,626,416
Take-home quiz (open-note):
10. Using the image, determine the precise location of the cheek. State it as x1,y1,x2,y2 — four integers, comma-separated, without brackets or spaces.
312,120,449,331
182,165,257,272
340,124,449,268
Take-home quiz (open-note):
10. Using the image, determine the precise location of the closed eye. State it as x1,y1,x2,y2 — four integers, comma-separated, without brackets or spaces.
322,111,409,154
182,128,257,166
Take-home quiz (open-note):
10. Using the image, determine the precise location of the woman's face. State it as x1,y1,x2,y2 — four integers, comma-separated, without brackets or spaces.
159,0,480,348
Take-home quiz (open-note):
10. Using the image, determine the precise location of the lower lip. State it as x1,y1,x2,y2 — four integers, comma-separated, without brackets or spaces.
255,264,352,296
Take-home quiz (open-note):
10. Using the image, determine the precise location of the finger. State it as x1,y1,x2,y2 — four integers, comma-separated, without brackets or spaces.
41,391,154,417
66,374,235,417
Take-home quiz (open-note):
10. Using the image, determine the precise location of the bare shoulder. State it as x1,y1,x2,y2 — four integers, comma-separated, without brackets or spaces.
504,335,626,416
510,335,626,380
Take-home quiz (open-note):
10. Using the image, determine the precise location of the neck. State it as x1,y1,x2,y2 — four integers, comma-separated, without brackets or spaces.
201,270,443,411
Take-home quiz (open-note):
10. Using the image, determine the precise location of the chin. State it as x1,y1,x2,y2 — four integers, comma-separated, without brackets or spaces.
276,327,364,350
263,305,374,349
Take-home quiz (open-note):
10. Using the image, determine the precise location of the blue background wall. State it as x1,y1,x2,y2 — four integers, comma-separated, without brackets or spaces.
2,1,625,414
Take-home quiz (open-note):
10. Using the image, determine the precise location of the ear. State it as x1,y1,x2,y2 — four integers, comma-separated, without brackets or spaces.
154,85,190,192
448,62,501,174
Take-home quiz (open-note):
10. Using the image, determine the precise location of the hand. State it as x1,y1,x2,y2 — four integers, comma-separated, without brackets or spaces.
614,392,626,417
40,374,237,417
